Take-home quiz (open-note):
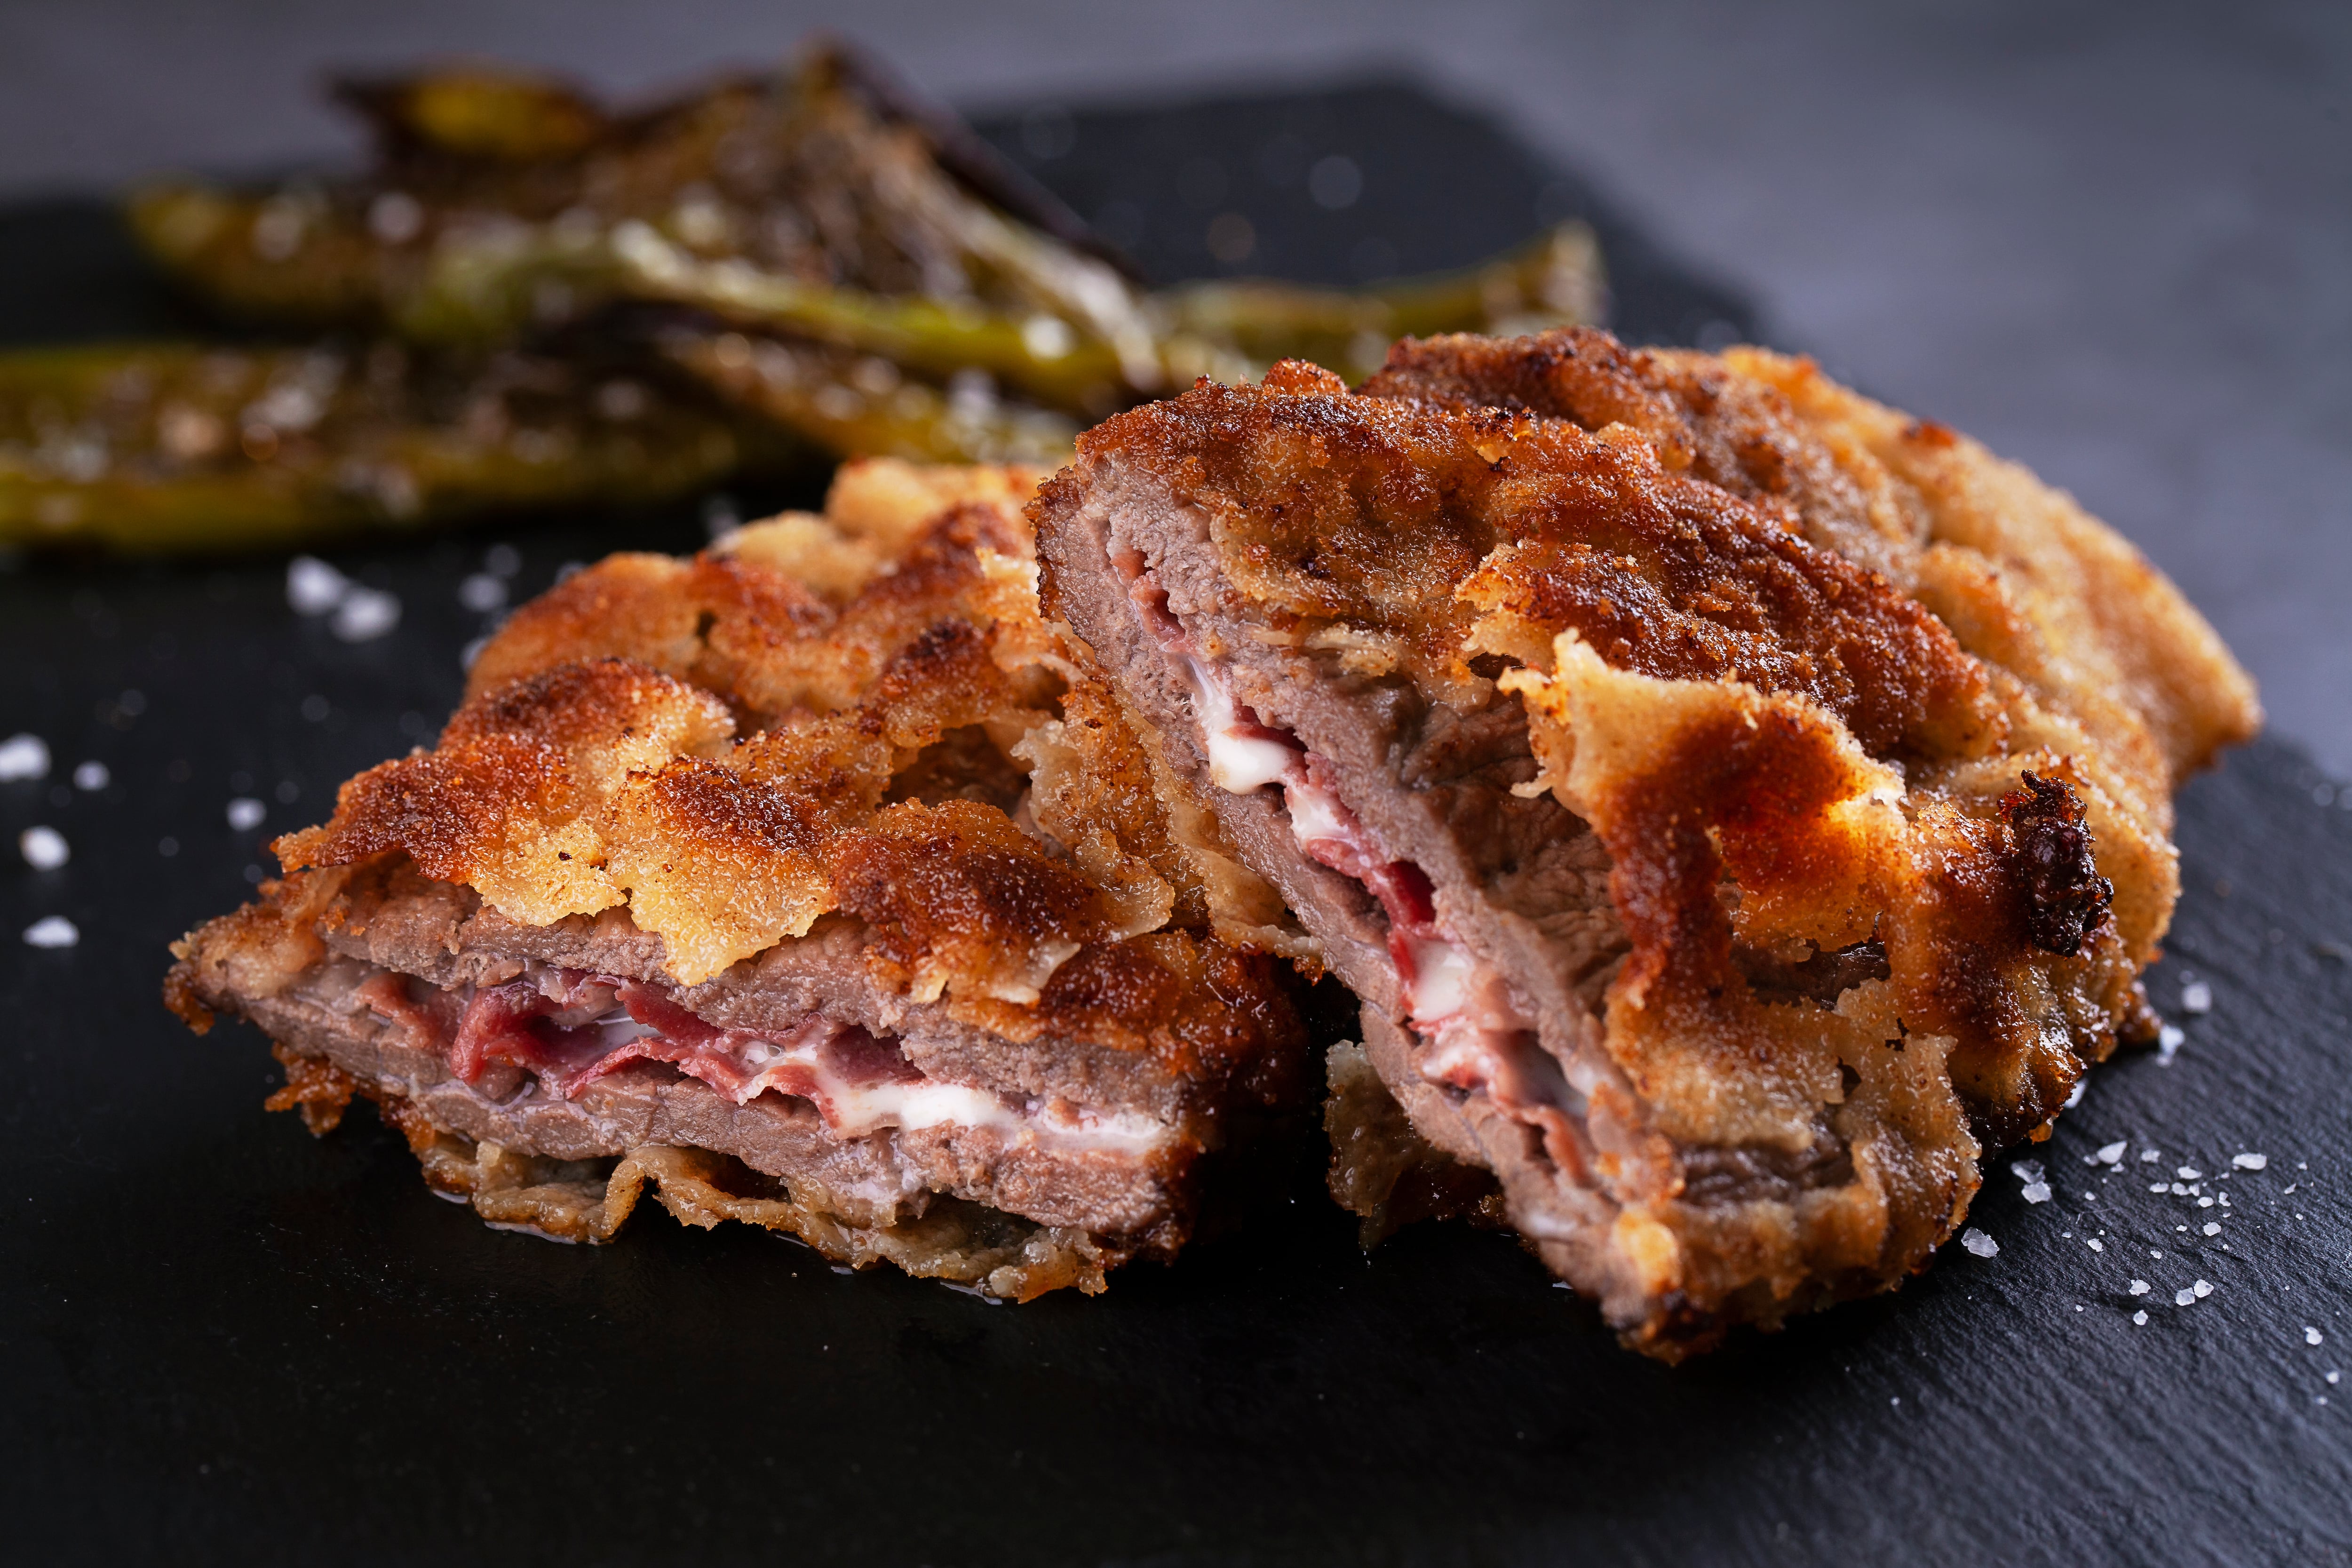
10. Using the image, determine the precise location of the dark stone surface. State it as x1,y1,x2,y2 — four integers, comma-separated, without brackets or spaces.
2,85,2346,1568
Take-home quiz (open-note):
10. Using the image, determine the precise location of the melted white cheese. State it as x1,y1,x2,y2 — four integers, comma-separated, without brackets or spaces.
1185,656,1299,793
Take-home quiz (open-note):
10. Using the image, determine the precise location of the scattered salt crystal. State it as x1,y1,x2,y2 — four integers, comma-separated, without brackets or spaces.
2022,1182,2052,1204
2014,1159,2045,1184
2329,1372,2341,1385
18,825,67,869
2199,1197,2214,1209
2285,1184,2298,1194
2171,1183,2192,1196
286,556,350,615
72,760,108,791
0,733,50,781
2129,1280,2150,1295
2132,1311,2149,1325
2088,1238,2105,1252
331,586,400,642
457,572,507,613
2203,1223,2221,1236
2177,1166,2203,1179
2192,1280,2213,1298
2150,1182,2171,1193
2233,1153,2268,1171
2309,1328,2327,1347
2093,1140,2128,1165
2157,1024,2185,1065
2180,981,2212,1014
23,915,77,948
2176,1288,2197,1306
1961,1228,1998,1258
2064,1078,2087,1108
2142,1148,2162,1163
226,797,265,831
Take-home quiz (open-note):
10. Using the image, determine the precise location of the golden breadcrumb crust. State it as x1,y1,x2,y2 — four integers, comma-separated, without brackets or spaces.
264,457,1303,1096
1045,329,2259,1355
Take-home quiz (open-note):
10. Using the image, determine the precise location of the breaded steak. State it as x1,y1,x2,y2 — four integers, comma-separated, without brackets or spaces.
169,459,1309,1298
1034,327,2258,1354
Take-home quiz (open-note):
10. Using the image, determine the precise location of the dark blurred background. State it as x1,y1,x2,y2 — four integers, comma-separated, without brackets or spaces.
2,0,2345,775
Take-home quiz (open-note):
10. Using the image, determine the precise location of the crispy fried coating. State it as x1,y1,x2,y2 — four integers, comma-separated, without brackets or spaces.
1045,328,2259,1353
276,459,1301,1107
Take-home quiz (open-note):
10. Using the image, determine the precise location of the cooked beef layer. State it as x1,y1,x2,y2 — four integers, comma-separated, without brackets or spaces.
1034,328,2259,1354
169,459,1309,1295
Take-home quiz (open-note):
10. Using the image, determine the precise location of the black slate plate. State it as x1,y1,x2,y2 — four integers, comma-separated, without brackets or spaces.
3,83,2348,1568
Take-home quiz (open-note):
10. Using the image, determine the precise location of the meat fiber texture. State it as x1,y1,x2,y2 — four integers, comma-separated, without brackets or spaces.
1033,327,2260,1355
168,458,1309,1297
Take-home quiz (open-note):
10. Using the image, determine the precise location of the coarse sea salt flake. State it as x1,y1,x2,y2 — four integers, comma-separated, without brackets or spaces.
72,760,108,790
2181,981,2213,1014
1961,1228,1998,1258
23,915,77,948
2203,1222,2221,1236
2129,1280,2150,1295
226,797,265,831
2309,1328,2327,1346
2142,1148,2162,1163
286,555,349,615
2193,1279,2213,1298
2088,1238,2105,1252
2176,1288,2197,1306
0,732,49,781
2233,1153,2268,1170
18,825,67,869
332,586,400,642
2014,1159,2045,1184
2177,1166,2203,1179
2157,1024,2184,1064
2093,1140,2128,1165
2022,1182,2052,1204
2132,1311,2149,1325
2151,1182,2171,1193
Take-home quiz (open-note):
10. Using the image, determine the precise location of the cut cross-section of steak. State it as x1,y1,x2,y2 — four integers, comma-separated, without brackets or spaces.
167,459,1310,1298
1033,328,2259,1356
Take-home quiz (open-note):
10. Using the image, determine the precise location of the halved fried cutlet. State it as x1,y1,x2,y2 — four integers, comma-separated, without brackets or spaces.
1033,327,2259,1353
169,460,1309,1297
